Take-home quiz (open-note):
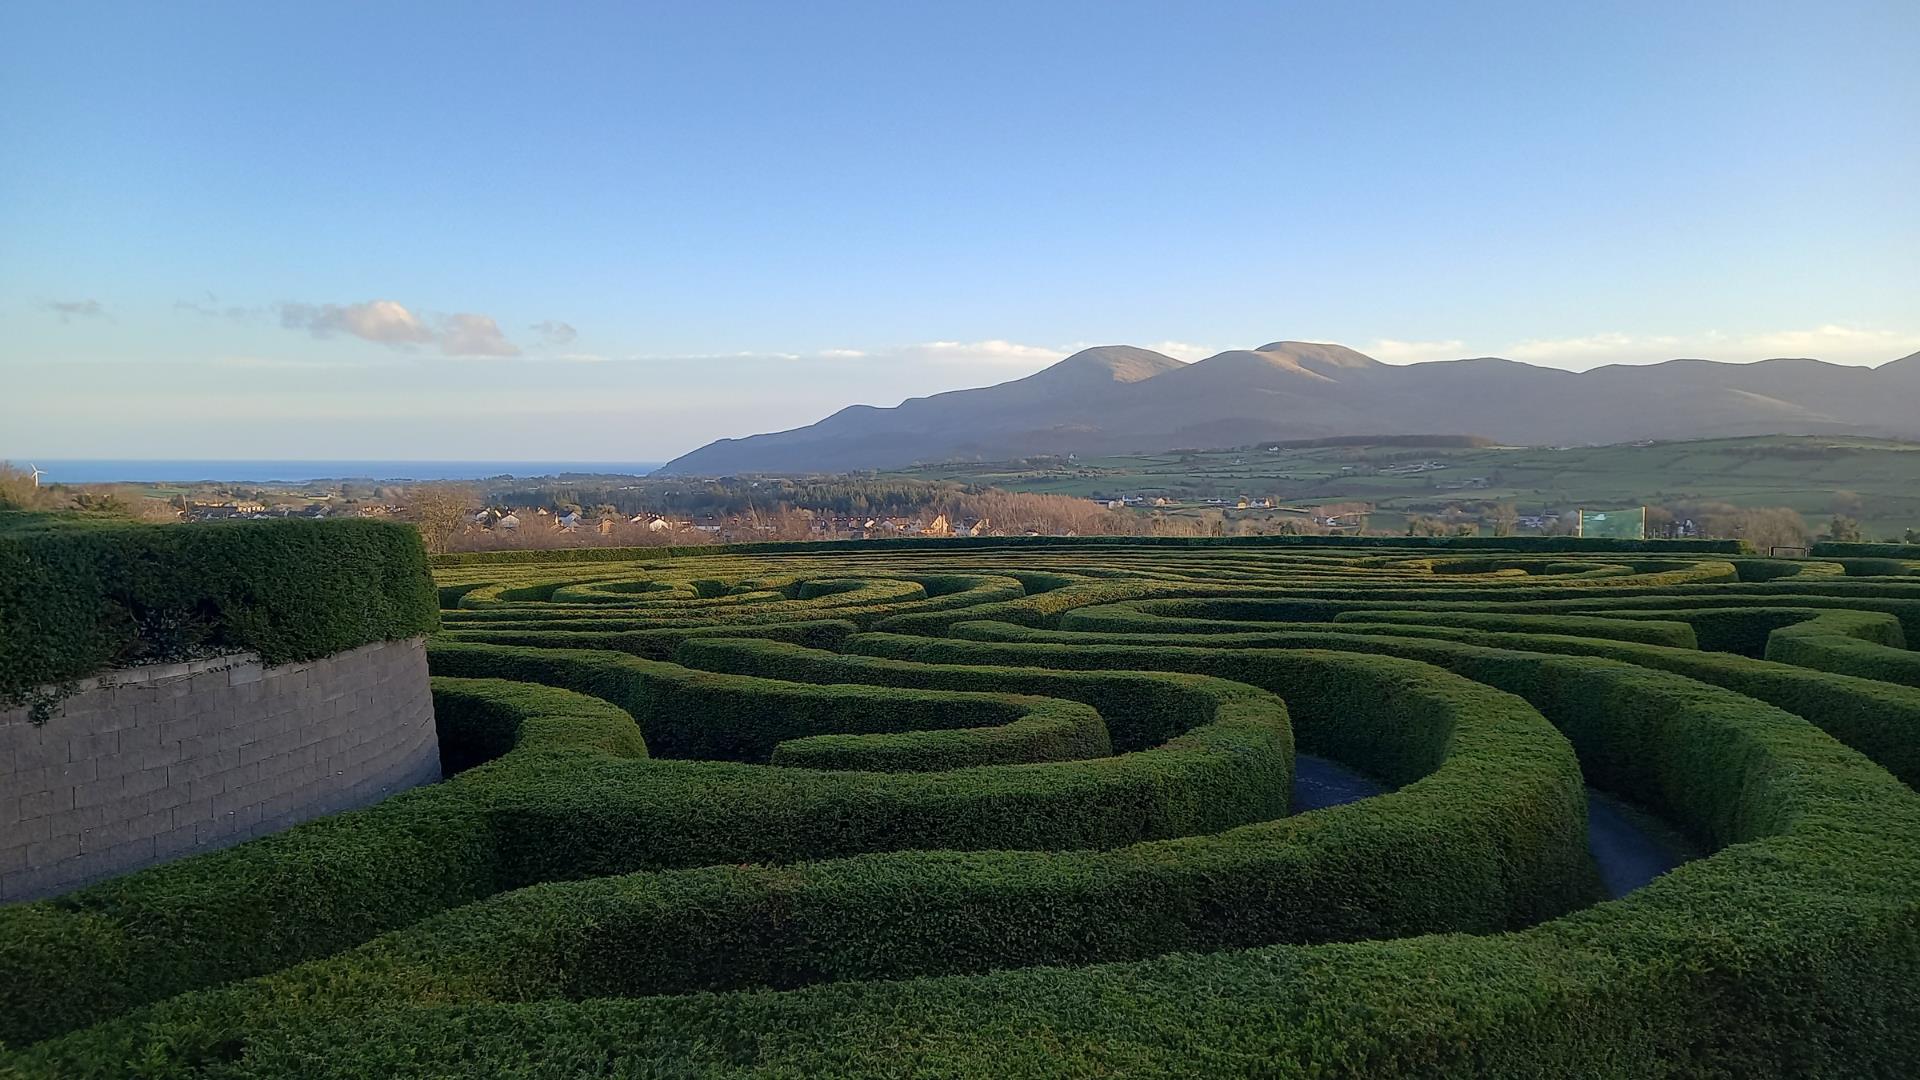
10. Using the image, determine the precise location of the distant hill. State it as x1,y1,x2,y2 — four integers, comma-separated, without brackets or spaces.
655,341,1920,476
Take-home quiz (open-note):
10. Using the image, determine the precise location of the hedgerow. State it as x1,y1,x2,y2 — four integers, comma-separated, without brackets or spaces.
1812,540,1920,559
5,537,1918,1077
425,533,1744,570
991,603,1920,787
14,647,1604,1076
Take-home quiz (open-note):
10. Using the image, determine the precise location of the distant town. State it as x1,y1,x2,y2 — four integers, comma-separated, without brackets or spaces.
14,432,1918,555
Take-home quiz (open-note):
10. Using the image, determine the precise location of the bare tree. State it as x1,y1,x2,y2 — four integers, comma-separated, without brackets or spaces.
1489,502,1519,537
1716,507,1810,553
405,484,481,555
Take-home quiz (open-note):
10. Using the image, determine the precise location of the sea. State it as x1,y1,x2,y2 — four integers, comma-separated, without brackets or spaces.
25,461,667,484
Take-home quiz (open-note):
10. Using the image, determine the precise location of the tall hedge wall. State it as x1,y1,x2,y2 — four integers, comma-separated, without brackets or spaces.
0,517,440,714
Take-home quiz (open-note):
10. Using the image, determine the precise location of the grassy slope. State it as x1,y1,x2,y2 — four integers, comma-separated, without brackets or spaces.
889,435,1920,535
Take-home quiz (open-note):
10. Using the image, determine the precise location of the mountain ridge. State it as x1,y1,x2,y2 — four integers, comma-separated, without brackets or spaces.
656,341,1920,476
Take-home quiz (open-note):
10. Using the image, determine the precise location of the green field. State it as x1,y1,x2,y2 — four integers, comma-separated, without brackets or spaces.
6,531,1920,1076
890,435,1920,537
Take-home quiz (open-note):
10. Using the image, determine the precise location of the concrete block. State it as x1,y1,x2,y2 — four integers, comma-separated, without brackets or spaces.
48,802,106,839
3,863,77,902
186,775,226,802
140,782,190,816
14,732,68,772
153,827,198,861
26,833,81,867
171,798,215,829
103,835,156,869
122,767,170,801
71,775,125,811
90,752,141,781
19,786,72,820
5,814,52,848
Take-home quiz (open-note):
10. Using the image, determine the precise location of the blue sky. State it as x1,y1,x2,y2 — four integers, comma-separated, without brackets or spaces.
3,0,1915,461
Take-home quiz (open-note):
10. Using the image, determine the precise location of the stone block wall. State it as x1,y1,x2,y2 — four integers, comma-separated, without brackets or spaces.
0,637,438,902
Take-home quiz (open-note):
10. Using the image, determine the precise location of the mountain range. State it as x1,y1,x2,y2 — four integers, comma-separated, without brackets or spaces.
655,341,1920,476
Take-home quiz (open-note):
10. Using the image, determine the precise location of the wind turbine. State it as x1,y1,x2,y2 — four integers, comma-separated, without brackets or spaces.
26,464,44,487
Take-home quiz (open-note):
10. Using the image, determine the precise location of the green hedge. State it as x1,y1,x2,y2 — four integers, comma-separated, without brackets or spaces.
1765,609,1920,687
1333,609,1699,648
429,533,1744,568
0,518,439,715
0,641,1292,1048
1811,540,1920,559
438,618,858,660
14,541,1920,1075
446,573,1027,630
768,707,1112,770
1045,581,1920,648
15,647,1603,1076
22,628,1918,1077
951,614,1920,791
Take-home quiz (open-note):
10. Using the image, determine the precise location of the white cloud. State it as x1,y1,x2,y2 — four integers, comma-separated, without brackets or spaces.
626,349,806,362
1137,341,1215,362
1363,338,1469,364
531,320,578,346
1499,325,1915,370
625,340,1064,373
1349,326,1914,369
43,299,108,323
1740,325,1916,360
279,299,435,345
902,339,1063,368
273,299,525,357
439,312,520,357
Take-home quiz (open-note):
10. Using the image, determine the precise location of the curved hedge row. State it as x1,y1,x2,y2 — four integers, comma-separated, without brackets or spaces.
16,648,1603,1076
5,539,1917,1077
0,641,1295,1045
1039,598,1920,787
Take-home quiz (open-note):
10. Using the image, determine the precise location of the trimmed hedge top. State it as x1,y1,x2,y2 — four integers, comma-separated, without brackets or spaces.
0,517,440,713
428,532,1746,567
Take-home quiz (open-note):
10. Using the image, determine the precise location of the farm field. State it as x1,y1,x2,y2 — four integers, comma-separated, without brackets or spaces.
891,435,1920,537
6,535,1920,1076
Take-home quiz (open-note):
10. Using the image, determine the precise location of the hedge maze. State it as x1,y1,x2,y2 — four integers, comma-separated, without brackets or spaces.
5,539,1920,1077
